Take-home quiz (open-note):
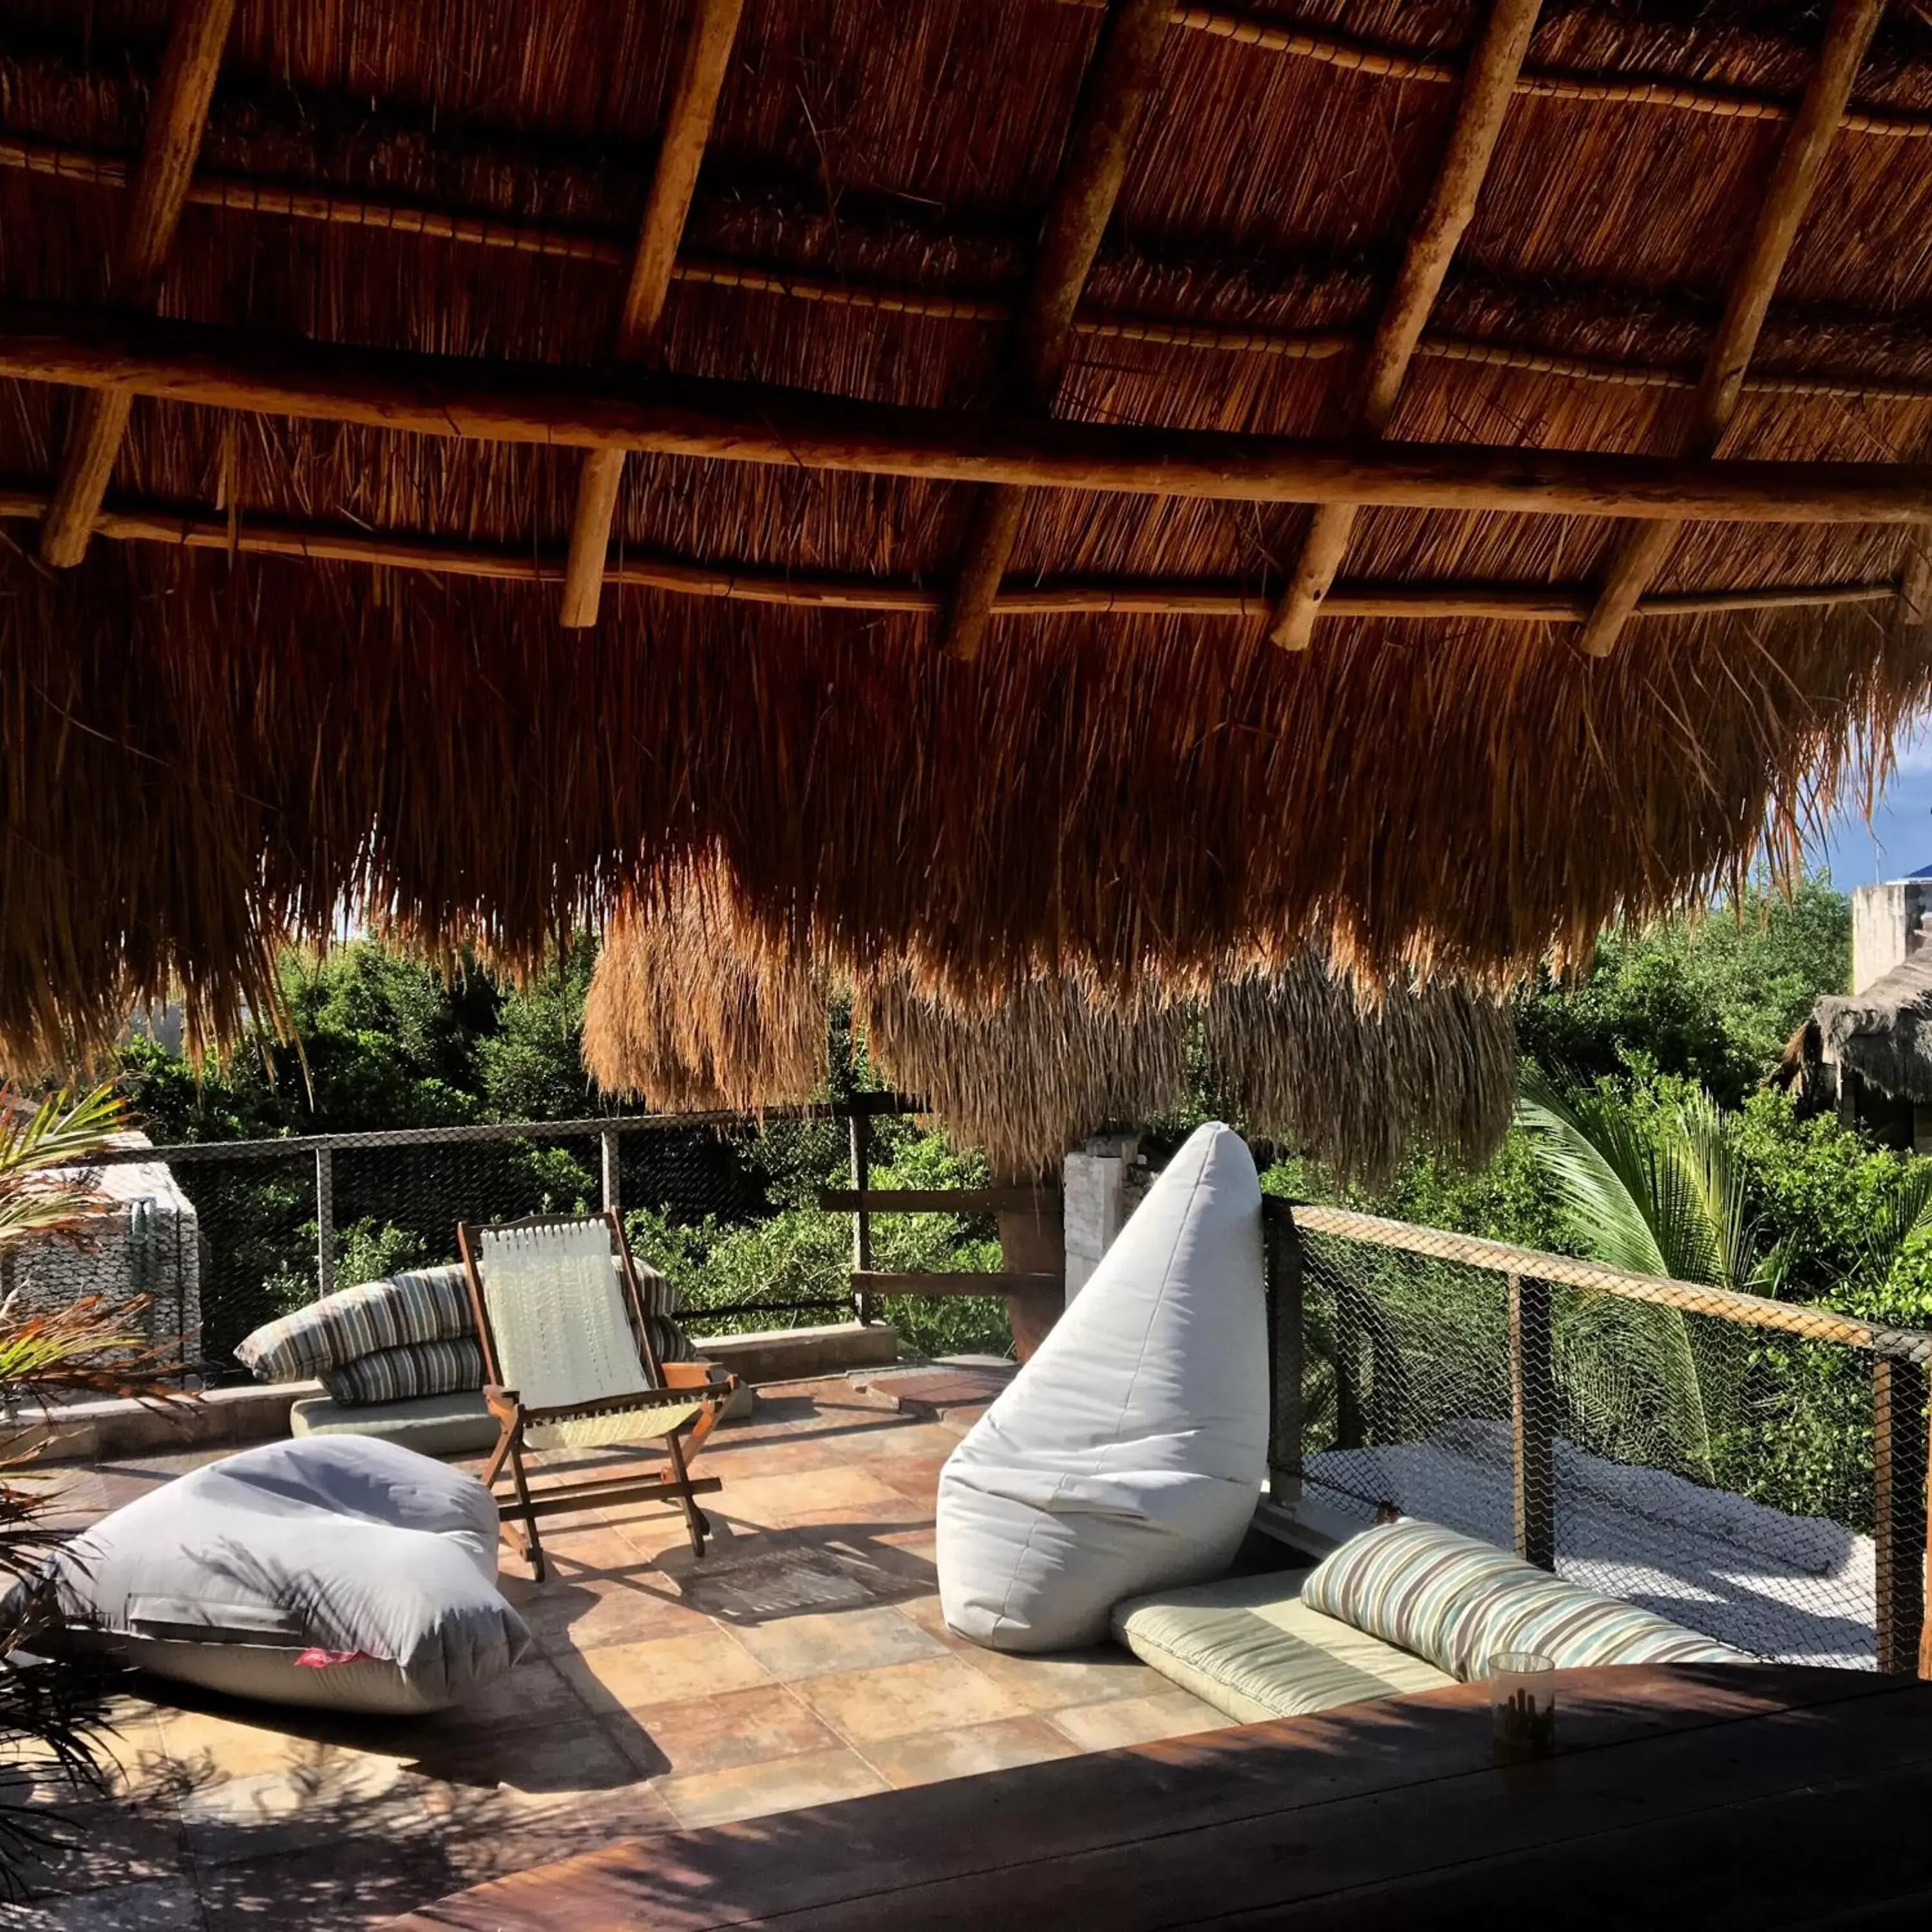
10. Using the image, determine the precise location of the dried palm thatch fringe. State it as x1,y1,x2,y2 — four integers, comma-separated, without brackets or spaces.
583,886,1515,1183
860,970,1192,1181
1,541,1927,1074
581,879,827,1113
1200,960,1516,1188
6,3,1932,1068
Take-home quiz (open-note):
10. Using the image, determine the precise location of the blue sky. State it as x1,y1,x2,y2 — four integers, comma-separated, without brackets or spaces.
1811,716,1932,887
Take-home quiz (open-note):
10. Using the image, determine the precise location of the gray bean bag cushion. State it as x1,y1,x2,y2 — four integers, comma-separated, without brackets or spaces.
35,1435,529,1714
937,1121,1269,1652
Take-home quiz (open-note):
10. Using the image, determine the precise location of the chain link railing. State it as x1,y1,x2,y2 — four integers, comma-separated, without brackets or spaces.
1264,1197,1932,1674
89,1103,923,1381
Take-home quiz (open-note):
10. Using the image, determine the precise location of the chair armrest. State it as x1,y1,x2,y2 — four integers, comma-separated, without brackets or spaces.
482,1384,524,1425
663,1361,737,1396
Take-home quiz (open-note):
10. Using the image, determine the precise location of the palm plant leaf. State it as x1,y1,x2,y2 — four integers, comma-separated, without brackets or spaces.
0,1086,129,1250
1515,1064,1707,1280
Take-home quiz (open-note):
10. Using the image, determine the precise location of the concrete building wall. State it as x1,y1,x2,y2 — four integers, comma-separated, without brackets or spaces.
0,1134,201,1367
1852,878,1930,995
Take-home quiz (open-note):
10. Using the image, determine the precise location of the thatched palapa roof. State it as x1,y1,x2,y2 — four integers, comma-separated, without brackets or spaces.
1814,951,1932,1101
6,1,1932,1057
582,886,1517,1180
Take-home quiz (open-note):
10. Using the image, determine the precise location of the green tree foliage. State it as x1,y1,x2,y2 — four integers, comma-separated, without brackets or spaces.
1515,878,1850,1104
118,942,1009,1365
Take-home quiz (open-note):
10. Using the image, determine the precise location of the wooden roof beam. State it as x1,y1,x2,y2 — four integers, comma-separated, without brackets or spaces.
12,301,1932,522
0,485,1897,621
942,0,1174,663
1268,0,1541,650
37,0,236,569
1577,0,1886,659
1052,0,1932,138
558,0,746,629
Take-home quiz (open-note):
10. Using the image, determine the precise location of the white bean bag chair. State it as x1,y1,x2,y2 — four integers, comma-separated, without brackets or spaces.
938,1121,1269,1652
30,1435,530,1714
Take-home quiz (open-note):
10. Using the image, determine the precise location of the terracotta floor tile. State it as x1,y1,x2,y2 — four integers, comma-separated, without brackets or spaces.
556,1626,771,1715
794,1654,1029,1745
153,1705,327,1785
956,1643,1175,1712
1047,1687,1235,1752
656,1744,887,1830
439,1781,679,1887
28,1874,207,1931
728,1603,949,1681
413,1716,639,1810
511,1571,719,1653
198,1830,472,1931
719,1466,908,1528
611,1682,839,1779
411,1653,589,1738
178,1747,425,1866
9,1796,186,1895
860,1714,1079,1788
895,1592,953,1639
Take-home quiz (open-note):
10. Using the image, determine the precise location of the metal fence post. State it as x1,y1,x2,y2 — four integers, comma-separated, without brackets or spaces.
1263,1197,1305,1510
314,1146,336,1302
1873,1354,1927,1676
600,1128,621,1218
1510,1273,1555,1571
849,1105,873,1325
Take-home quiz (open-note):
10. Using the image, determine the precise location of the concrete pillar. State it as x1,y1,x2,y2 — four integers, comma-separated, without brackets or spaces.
1063,1133,1140,1304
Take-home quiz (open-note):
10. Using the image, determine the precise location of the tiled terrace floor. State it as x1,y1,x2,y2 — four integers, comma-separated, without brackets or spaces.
10,1378,1232,1929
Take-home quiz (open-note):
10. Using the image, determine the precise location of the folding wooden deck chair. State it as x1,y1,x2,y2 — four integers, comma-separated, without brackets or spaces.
456,1209,737,1582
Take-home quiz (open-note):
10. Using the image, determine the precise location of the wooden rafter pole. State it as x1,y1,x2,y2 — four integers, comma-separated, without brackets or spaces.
37,0,236,569
1267,0,1541,650
558,0,745,629
0,486,1896,620
13,301,1932,522
942,0,1173,662
1577,0,1886,659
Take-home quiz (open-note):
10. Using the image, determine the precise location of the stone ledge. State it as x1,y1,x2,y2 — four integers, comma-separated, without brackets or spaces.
19,1322,898,1463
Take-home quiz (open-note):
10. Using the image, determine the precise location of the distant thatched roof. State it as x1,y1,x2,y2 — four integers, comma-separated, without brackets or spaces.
7,3,1932,1061
582,893,1516,1180
1815,951,1932,1100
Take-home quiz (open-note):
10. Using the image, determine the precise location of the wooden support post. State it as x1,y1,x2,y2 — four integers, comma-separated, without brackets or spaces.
314,1146,336,1303
600,1128,622,1218
1332,1282,1365,1453
942,0,1173,661
39,0,236,568
1873,1355,1927,1676
1577,0,1884,658
1510,1273,1555,1571
1268,0,1541,649
1264,1198,1306,1509
849,1108,873,1326
560,0,746,628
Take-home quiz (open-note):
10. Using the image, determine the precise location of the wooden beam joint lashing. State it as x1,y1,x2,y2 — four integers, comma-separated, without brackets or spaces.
38,0,237,570
1577,0,1885,659
558,0,746,629
1267,0,1542,650
942,0,1174,663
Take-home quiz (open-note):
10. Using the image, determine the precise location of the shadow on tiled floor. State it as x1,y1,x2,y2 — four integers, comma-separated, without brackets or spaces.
11,1376,1230,1929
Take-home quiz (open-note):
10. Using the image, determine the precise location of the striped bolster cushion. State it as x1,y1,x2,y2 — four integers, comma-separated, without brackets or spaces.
1301,1520,1746,1679
234,1264,474,1382
322,1338,488,1406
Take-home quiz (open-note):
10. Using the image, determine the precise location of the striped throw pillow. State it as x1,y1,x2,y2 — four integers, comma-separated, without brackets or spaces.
1301,1519,1746,1679
1441,1566,1746,1678
234,1264,475,1382
1302,1520,1526,1676
322,1338,488,1406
